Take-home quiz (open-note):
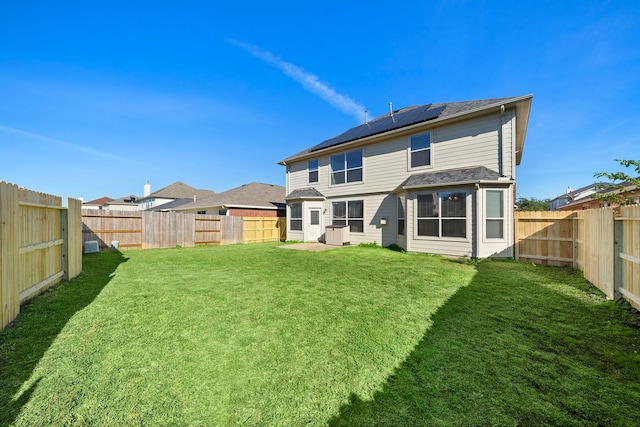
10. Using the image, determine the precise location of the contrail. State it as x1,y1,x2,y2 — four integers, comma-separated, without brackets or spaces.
0,124,138,164
229,39,366,123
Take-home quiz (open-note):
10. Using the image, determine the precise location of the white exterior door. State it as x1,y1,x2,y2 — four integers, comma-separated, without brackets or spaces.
307,208,322,242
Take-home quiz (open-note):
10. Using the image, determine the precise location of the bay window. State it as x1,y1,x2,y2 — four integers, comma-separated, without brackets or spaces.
417,191,467,238
290,203,302,231
486,190,505,239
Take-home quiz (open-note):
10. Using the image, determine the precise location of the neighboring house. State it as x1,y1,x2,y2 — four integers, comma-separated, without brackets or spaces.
555,179,640,211
105,195,142,211
138,181,215,211
82,196,113,211
175,182,285,217
145,198,195,212
550,183,609,211
278,95,533,258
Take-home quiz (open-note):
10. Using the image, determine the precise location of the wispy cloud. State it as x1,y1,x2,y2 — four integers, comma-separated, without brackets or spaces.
0,124,139,164
228,38,366,123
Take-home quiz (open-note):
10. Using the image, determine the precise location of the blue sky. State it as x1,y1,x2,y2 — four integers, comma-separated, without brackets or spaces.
1,1,638,202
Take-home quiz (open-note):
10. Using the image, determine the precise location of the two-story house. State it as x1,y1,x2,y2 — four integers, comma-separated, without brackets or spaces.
278,95,533,258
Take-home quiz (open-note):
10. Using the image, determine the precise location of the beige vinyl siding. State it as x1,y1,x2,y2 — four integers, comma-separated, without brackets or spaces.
433,114,501,173
501,110,515,178
405,188,475,257
287,161,308,193
319,193,397,246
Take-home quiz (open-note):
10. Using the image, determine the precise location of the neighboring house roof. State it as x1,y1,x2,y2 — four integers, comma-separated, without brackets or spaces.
83,196,113,205
551,182,609,204
396,166,511,191
278,95,533,165
107,195,140,205
139,181,214,201
285,187,325,201
175,182,285,211
145,198,194,211
558,178,640,210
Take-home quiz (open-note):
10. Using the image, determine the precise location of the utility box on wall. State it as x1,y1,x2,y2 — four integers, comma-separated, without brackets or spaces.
325,225,350,246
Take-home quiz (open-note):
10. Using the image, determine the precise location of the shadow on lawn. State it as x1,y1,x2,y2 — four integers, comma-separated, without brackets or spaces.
328,260,640,426
0,251,127,426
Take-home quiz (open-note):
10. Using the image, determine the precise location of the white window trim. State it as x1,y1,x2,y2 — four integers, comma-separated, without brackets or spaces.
414,190,470,242
397,197,405,236
483,189,507,242
289,203,303,232
307,159,319,185
329,149,365,187
408,131,434,172
331,199,365,234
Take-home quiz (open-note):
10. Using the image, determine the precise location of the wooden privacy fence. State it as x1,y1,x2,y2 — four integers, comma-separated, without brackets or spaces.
82,211,284,250
1,182,82,329
243,217,286,243
515,206,640,310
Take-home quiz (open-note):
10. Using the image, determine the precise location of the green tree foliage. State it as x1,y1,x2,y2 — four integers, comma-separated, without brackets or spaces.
593,159,640,205
516,196,551,211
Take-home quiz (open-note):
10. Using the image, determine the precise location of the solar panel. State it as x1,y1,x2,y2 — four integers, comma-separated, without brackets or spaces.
309,104,446,153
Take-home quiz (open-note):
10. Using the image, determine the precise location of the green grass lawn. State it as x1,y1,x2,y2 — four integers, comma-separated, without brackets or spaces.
1,243,639,426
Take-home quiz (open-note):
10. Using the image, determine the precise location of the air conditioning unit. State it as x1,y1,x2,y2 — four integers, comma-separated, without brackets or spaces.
84,240,99,254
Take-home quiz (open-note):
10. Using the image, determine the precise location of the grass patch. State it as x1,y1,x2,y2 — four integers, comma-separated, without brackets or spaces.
1,244,639,425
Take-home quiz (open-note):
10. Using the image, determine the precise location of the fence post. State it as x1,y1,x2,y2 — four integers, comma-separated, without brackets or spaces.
613,218,623,301
572,214,578,269
514,213,520,261
60,208,70,281
0,182,20,329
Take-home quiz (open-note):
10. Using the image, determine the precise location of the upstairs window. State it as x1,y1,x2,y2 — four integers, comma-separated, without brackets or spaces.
410,133,431,168
417,191,467,238
290,203,302,231
331,149,362,185
308,159,319,183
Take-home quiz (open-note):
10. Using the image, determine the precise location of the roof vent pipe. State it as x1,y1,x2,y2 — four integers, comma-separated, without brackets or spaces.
389,102,395,123
364,110,368,124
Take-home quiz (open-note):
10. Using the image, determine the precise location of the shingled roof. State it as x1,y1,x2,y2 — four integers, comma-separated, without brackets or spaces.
139,181,214,201
278,95,532,165
284,187,325,201
397,166,512,191
175,182,285,211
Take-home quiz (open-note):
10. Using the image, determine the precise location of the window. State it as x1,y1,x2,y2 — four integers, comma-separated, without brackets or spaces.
486,190,504,239
410,133,431,168
310,210,320,225
397,198,405,236
308,159,319,183
417,191,466,238
197,210,206,215
332,200,364,232
290,203,302,231
331,149,362,185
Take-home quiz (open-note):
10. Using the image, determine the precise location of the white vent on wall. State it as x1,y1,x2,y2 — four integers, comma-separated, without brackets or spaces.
84,240,99,254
